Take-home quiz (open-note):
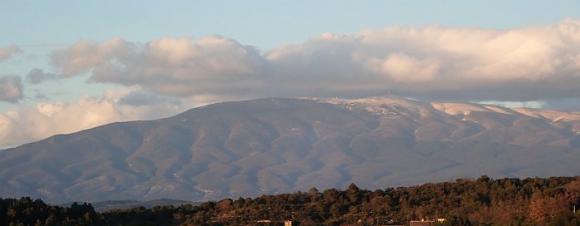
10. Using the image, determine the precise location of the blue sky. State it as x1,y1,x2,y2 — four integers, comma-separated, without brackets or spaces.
3,0,580,49
1,1,580,147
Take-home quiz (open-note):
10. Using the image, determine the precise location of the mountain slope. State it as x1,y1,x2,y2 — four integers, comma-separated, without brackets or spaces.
1,97,580,202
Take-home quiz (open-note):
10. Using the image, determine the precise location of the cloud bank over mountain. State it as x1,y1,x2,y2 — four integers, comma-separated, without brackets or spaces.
4,19,580,148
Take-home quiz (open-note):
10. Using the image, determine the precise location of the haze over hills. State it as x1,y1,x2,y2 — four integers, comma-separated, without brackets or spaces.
1,96,580,203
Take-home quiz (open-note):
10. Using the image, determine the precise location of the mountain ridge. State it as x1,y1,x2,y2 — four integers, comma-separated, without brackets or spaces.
1,96,580,203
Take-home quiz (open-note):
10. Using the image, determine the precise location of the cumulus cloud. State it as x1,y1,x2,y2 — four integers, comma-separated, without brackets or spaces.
51,38,134,76
46,19,580,102
264,21,580,101
50,36,265,97
0,76,23,102
0,45,21,62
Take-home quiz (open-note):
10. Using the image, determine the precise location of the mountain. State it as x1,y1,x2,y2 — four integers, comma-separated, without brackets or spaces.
1,97,580,203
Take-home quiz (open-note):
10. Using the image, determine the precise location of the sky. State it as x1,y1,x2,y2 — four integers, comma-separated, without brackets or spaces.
1,0,580,147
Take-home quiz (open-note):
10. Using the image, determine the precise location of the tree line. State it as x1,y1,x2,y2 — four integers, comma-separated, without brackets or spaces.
1,176,580,225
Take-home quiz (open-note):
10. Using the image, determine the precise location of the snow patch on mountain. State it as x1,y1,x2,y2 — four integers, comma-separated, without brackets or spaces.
514,108,580,122
431,102,517,116
313,96,434,118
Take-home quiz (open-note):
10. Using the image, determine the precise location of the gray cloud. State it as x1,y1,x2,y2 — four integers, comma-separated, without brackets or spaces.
0,76,23,103
26,68,59,84
48,19,580,102
0,45,21,62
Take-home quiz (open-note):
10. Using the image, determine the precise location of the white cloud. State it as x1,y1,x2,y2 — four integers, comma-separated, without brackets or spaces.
46,19,580,102
0,76,23,102
264,19,580,100
0,45,21,62
50,36,265,97
51,38,134,76
369,53,440,82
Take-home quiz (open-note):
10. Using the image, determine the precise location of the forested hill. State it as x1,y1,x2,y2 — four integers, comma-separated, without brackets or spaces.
2,176,580,226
